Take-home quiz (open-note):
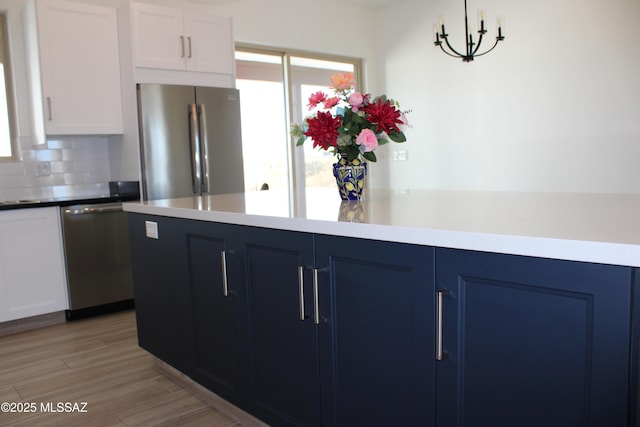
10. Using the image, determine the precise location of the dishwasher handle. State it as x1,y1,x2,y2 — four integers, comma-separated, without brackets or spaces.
63,205,123,216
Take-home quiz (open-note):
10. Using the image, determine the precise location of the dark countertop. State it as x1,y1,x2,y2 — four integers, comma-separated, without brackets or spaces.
0,181,140,211
0,194,141,211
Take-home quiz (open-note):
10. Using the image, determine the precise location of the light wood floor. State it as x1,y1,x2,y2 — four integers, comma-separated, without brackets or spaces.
0,310,264,427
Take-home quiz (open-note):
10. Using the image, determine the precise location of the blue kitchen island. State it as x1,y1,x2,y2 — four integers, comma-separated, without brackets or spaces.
124,188,640,427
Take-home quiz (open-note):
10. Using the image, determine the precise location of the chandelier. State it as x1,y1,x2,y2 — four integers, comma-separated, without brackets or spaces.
434,0,504,62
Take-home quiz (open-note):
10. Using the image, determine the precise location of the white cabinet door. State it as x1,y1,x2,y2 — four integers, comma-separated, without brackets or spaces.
183,12,234,74
131,2,185,71
35,0,123,135
131,3,234,75
0,207,68,323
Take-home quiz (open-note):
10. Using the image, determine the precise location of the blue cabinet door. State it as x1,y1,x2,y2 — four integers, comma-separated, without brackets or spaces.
128,214,195,375
315,235,436,427
436,248,632,427
184,220,247,407
240,226,321,427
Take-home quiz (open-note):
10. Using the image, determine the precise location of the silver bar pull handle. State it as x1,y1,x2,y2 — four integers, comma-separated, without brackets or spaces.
298,266,305,321
197,104,209,194
436,290,449,361
187,36,192,58
189,104,201,194
180,35,185,58
312,268,320,325
221,251,229,297
46,97,52,121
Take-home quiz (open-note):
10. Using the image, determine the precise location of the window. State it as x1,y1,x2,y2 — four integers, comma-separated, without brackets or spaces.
235,46,362,193
0,13,17,161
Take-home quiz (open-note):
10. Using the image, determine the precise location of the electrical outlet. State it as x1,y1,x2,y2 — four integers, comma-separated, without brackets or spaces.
36,161,51,176
145,221,159,239
393,150,408,161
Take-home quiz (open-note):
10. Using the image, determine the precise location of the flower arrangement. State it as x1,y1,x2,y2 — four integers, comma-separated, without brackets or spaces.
291,72,409,163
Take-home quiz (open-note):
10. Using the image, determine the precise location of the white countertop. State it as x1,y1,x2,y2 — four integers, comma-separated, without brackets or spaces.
124,188,640,267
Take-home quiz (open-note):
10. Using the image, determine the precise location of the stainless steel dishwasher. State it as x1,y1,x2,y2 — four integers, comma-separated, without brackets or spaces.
61,202,134,320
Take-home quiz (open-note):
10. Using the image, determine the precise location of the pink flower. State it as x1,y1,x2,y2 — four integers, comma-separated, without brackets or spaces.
324,97,340,109
399,112,410,131
330,72,355,91
355,129,378,153
348,92,364,111
308,91,327,110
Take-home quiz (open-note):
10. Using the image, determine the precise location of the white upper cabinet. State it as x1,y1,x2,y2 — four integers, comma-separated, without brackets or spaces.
26,0,123,137
183,12,234,75
130,2,234,76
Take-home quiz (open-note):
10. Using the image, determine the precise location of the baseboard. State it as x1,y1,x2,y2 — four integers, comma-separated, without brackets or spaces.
0,311,66,337
65,299,135,321
152,357,268,427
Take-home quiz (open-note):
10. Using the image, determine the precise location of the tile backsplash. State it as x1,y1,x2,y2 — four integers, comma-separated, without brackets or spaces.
0,136,112,201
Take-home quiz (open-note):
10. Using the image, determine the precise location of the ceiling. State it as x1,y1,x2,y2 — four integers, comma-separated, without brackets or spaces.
188,0,407,7
341,0,407,7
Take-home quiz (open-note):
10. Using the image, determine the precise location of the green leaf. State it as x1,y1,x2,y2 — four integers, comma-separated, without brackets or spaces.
351,113,365,124
337,134,352,147
372,94,388,104
363,151,377,162
388,130,406,143
296,136,307,146
346,145,360,160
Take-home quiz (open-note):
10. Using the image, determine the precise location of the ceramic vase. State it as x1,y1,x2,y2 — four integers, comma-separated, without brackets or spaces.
332,155,367,200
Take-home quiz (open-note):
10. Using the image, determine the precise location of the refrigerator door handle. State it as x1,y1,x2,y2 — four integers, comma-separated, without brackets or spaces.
198,103,210,194
189,104,202,194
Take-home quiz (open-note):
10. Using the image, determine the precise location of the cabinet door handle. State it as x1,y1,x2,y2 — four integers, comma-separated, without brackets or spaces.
180,35,185,58
312,268,320,325
221,250,229,297
46,97,52,121
436,290,449,361
189,104,201,194
298,266,305,321
187,36,192,58
197,104,209,193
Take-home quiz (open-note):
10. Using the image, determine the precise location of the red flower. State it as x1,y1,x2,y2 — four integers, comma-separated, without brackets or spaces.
362,98,403,134
308,91,327,110
323,96,340,109
304,111,342,150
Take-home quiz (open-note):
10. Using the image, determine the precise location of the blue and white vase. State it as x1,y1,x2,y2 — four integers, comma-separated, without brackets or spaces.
333,155,367,200
338,200,367,222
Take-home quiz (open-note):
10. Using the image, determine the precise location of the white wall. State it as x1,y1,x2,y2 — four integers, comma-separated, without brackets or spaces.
199,0,640,193
376,0,640,193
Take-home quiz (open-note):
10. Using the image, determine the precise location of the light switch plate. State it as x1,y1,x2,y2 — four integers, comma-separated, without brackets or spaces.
145,221,158,239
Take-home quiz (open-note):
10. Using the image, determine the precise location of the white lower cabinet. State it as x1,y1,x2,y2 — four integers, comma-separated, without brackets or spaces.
0,207,68,322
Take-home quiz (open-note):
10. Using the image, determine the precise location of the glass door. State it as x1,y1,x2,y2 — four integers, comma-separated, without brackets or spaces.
235,48,361,197
289,57,358,192
235,51,288,192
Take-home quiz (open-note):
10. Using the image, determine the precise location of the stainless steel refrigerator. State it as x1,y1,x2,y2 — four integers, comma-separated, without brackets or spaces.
137,84,245,201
